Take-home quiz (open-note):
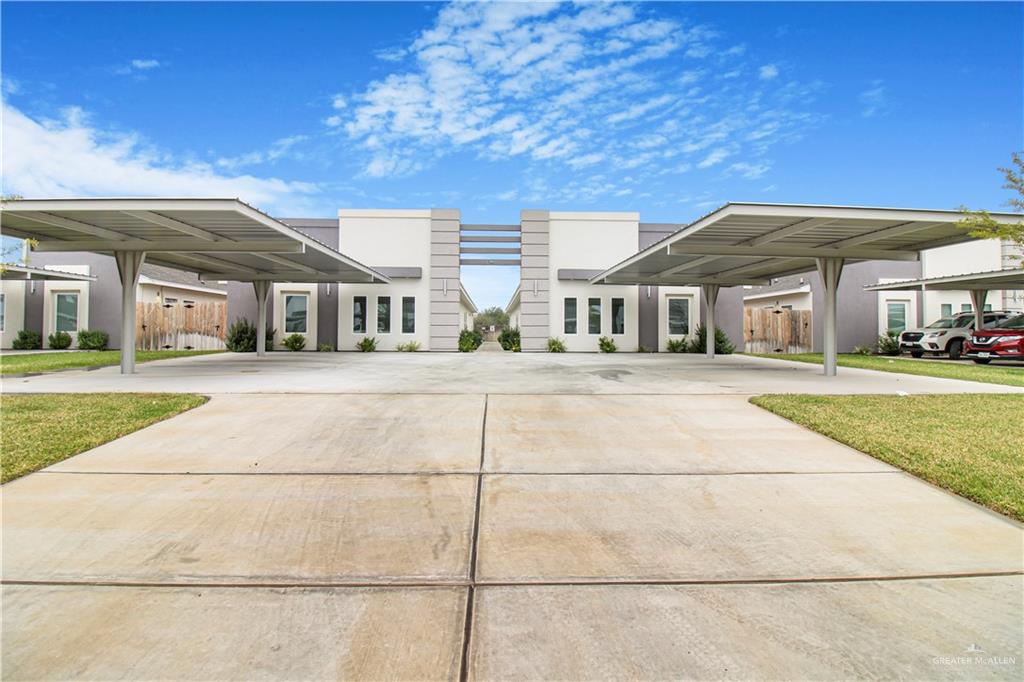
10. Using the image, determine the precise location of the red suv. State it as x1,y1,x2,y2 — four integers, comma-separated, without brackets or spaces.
965,313,1024,364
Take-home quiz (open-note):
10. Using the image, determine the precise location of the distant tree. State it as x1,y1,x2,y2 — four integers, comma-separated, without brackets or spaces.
0,194,32,267
473,306,510,331
958,152,1024,261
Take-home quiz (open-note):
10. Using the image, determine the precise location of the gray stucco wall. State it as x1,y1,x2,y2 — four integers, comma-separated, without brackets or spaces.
809,259,923,352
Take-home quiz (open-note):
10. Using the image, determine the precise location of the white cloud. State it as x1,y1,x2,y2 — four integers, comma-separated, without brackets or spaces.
331,94,347,110
727,161,771,179
860,80,887,117
215,134,310,170
333,2,819,196
116,59,162,75
375,47,407,62
2,102,319,214
697,147,732,168
496,189,518,201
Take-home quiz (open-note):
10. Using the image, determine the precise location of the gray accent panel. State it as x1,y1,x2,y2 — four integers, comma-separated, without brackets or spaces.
809,259,922,352
430,209,461,351
557,269,604,281
372,267,423,279
638,285,659,351
637,223,679,351
519,210,550,351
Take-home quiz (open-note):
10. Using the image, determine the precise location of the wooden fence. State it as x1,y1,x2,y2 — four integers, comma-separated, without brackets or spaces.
744,308,813,354
136,301,227,351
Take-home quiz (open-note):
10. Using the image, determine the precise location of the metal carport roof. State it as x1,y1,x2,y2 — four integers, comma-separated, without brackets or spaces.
0,198,390,371
865,267,1024,330
591,202,1020,375
0,263,97,281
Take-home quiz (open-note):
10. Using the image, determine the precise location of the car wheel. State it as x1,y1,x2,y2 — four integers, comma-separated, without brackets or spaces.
910,351,924,358
947,339,963,360
972,358,991,365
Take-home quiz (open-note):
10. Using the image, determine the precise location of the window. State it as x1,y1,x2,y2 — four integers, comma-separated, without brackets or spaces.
940,303,952,317
668,297,689,335
163,296,178,306
284,294,308,333
353,296,366,333
402,296,415,333
984,304,993,312
0,293,5,332
961,303,973,313
588,298,601,334
564,298,577,334
611,298,625,334
183,299,195,308
886,301,908,333
55,293,78,332
377,296,391,333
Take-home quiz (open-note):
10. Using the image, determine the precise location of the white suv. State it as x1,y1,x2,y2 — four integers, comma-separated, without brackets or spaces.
899,311,1016,360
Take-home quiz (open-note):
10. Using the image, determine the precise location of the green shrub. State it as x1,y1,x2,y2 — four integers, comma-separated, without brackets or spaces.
852,344,873,356
318,343,335,352
357,336,377,352
637,344,652,353
48,331,72,350
76,330,109,351
687,325,735,354
396,341,421,352
547,337,566,352
598,336,617,353
498,327,520,351
876,331,900,356
283,334,306,351
458,328,483,352
225,318,258,352
666,338,688,353
12,330,42,350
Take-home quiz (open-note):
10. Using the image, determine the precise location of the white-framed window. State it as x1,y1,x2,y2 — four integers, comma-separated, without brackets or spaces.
588,298,601,334
183,299,196,308
667,297,689,335
564,297,577,334
886,301,908,333
611,297,625,334
284,294,308,333
55,292,79,332
961,303,972,313
377,296,391,333
353,296,367,333
940,303,952,317
0,292,5,332
402,296,415,333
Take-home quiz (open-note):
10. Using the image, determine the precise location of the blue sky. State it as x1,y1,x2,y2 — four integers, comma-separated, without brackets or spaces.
2,1,1021,307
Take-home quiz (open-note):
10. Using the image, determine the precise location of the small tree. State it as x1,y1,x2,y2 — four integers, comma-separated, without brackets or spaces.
473,306,510,331
958,152,1024,261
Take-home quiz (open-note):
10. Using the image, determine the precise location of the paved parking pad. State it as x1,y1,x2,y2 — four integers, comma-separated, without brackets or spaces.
2,585,467,681
468,578,1023,680
485,394,892,473
476,473,1022,582
48,394,485,474
3,473,476,584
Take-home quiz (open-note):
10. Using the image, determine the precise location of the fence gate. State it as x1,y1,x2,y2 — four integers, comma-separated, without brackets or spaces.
744,308,813,354
136,301,227,351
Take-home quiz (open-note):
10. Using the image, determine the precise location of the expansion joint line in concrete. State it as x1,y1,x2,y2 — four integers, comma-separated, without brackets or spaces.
459,393,488,682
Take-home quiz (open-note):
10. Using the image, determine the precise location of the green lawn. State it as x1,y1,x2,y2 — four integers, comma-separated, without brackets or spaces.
746,352,1024,388
0,350,223,375
751,394,1024,521
1,393,207,483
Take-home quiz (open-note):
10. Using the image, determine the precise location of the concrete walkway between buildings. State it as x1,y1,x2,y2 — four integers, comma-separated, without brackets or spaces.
2,354,1022,679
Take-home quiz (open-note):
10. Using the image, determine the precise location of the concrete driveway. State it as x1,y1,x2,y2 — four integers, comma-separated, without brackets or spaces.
2,356,1023,679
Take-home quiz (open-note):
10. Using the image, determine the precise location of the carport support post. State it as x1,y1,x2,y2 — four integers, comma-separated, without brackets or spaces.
816,257,845,377
701,283,720,359
114,251,146,375
969,290,988,330
253,280,271,357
